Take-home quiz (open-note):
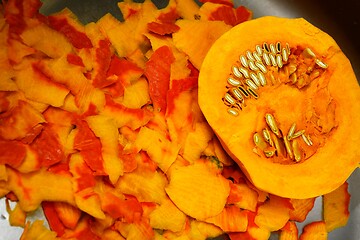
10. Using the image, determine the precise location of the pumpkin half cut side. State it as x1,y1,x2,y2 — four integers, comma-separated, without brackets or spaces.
198,16,360,199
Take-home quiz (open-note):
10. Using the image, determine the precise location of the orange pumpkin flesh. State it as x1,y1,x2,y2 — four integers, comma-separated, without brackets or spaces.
199,16,360,199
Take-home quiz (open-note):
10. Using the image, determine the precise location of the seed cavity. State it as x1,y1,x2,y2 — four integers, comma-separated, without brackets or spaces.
224,42,328,117
253,114,313,163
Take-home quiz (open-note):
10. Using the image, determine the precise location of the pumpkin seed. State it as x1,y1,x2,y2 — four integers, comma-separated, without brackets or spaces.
273,134,286,157
297,76,306,87
253,51,262,62
240,55,249,68
264,149,276,158
247,87,259,99
269,53,277,67
227,77,241,87
263,52,271,66
262,128,273,146
253,132,267,150
239,67,250,78
250,72,261,86
231,87,244,101
301,134,313,146
232,65,242,78
288,63,297,75
315,58,328,69
246,79,258,90
287,123,296,140
263,42,270,53
249,60,259,71
290,73,297,84
255,61,267,73
276,42,281,53
290,130,305,140
292,139,302,162
302,48,316,58
256,44,263,55
258,71,267,86
224,92,236,105
270,43,276,54
282,47,288,62
276,54,283,68
227,108,239,116
238,86,249,98
268,71,277,85
246,50,255,61
265,113,280,137
283,135,294,159
310,69,320,80
286,43,291,55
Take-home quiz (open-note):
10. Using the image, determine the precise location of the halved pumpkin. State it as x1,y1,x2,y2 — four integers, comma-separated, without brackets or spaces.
199,16,360,199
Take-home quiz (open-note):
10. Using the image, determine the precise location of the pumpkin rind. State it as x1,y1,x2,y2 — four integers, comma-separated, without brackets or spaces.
199,16,360,199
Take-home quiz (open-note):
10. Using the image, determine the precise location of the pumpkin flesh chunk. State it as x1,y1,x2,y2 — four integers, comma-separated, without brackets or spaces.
116,166,168,204
299,221,327,240
323,181,350,232
5,167,75,212
165,160,230,220
279,221,298,240
289,198,316,222
134,126,180,173
173,19,231,69
254,195,292,232
86,115,123,184
149,197,187,232
204,205,248,232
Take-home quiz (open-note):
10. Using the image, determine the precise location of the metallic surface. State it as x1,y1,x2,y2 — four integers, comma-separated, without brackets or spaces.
1,1,359,239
